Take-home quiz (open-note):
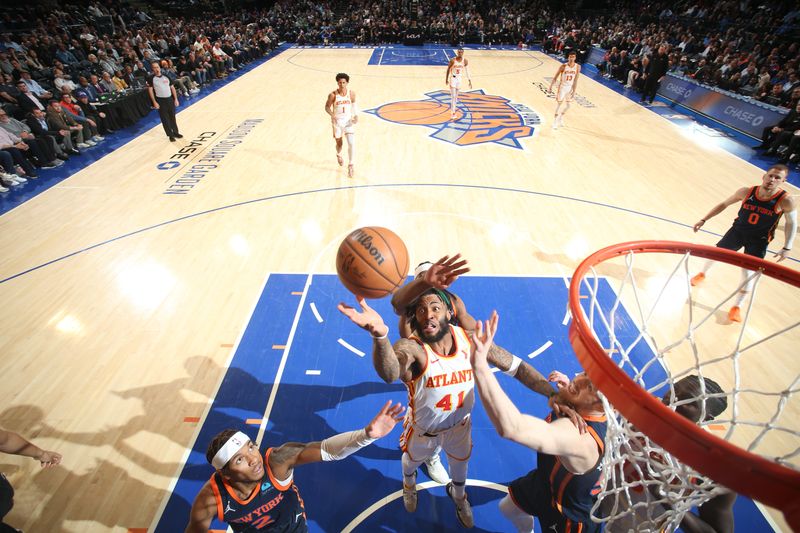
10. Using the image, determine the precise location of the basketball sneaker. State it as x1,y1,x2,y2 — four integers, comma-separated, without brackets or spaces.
446,482,474,528
403,473,417,513
424,453,449,484
690,272,705,286
728,306,742,323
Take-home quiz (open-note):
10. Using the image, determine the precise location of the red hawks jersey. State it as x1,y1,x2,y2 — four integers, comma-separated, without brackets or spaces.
560,63,578,87
405,325,475,434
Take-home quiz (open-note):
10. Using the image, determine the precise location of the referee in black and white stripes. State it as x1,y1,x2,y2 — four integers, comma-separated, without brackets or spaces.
147,61,183,142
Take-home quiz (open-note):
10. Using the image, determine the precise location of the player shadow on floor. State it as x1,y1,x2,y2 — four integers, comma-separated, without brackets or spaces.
0,405,173,531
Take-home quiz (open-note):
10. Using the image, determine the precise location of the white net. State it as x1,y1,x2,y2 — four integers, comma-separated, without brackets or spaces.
572,245,800,532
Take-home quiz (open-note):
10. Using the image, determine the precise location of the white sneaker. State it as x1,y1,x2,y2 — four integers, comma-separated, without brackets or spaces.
93,135,105,141
424,453,450,484
12,175,27,184
0,184,8,193
552,120,559,130
77,142,91,148
85,140,97,146
189,88,200,94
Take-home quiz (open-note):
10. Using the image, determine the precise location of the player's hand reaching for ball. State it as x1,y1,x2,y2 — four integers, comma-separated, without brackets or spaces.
338,298,388,338
424,254,470,289
365,400,406,439
470,310,498,371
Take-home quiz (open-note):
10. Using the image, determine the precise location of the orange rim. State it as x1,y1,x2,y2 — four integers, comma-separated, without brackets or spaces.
568,240,800,528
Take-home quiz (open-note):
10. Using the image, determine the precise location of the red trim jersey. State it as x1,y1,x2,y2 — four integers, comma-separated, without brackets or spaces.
732,186,787,240
333,90,352,122
210,448,307,532
405,325,474,434
559,63,579,89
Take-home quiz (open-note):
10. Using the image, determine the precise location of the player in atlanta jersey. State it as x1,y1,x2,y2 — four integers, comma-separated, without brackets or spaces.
691,164,797,322
338,269,575,529
185,401,404,532
325,72,358,177
445,48,472,121
548,51,580,129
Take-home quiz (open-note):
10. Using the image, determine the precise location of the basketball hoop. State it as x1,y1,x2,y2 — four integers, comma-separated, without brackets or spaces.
568,240,800,531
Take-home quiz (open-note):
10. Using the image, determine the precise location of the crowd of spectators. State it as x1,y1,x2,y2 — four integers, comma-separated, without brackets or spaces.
0,0,279,193
587,2,799,110
1,0,799,193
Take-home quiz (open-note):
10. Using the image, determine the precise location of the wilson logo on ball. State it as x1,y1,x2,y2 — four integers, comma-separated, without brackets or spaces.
350,228,387,266
336,227,409,299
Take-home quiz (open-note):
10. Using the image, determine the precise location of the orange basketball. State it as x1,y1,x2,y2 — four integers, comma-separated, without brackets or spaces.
336,227,410,299
377,101,461,125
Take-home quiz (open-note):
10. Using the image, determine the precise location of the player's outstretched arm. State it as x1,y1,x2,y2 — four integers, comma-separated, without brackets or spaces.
484,339,553,399
471,315,594,461
693,187,749,232
338,298,418,382
390,253,470,315
267,400,405,480
0,428,62,468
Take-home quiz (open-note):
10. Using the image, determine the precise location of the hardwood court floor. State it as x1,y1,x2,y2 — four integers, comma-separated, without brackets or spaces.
0,47,796,532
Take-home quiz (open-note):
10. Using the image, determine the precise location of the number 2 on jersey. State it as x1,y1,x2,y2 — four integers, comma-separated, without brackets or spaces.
435,391,466,412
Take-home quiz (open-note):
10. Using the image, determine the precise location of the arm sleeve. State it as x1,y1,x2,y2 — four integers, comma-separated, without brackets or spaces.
319,429,376,461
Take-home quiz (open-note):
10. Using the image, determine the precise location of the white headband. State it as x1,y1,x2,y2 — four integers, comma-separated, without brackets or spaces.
414,262,433,278
211,431,249,470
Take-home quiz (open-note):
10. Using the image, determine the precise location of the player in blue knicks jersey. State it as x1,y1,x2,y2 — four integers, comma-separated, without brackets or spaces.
691,163,797,322
470,312,607,533
185,401,404,532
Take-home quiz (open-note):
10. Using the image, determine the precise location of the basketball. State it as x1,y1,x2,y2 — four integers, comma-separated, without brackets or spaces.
377,101,462,125
336,227,410,299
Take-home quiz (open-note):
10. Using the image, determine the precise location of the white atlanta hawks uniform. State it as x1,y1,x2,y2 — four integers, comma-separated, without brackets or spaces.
450,58,466,89
556,63,579,102
400,325,474,462
332,90,355,138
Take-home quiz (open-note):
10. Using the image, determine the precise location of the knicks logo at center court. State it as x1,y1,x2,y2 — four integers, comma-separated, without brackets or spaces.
367,90,541,149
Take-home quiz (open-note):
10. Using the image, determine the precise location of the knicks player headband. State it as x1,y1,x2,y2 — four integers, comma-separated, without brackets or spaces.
211,431,249,469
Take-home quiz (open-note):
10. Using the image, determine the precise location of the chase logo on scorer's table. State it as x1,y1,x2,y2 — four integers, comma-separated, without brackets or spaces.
367,90,541,149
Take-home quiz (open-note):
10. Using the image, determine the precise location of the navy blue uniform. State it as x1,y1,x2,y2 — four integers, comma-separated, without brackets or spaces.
718,186,787,258
508,413,607,533
210,448,307,532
